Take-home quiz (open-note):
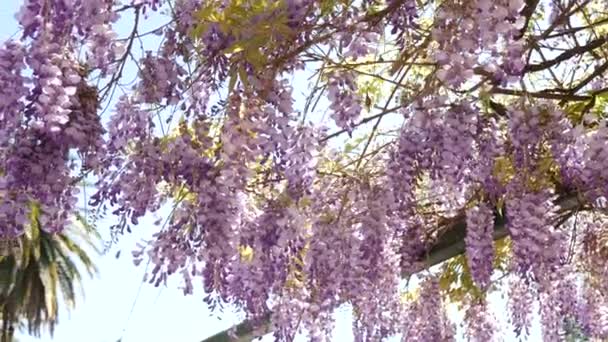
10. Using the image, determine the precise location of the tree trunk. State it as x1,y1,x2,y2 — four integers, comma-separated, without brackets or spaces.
7,326,13,342
1,308,8,342
1,306,13,342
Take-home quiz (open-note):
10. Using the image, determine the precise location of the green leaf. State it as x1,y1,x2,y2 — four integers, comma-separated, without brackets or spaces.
227,66,238,95
225,43,245,54
238,66,250,89
244,49,266,69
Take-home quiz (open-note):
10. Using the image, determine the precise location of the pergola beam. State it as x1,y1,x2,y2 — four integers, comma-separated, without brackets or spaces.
201,193,581,342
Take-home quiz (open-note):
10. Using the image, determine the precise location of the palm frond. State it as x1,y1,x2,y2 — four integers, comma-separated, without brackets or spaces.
0,208,100,338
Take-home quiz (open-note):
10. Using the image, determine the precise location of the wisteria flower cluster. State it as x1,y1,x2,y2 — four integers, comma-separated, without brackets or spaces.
2,0,608,341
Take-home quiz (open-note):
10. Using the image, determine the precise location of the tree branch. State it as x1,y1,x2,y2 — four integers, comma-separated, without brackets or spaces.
515,0,540,40
490,87,592,101
570,59,608,93
524,35,608,73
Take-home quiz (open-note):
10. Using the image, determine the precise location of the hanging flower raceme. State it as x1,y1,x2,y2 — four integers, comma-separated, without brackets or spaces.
27,42,81,135
91,97,161,226
17,0,122,74
340,23,380,60
465,203,495,291
0,41,28,148
472,116,506,199
538,266,579,342
0,30,104,237
465,299,496,342
78,0,124,75
348,184,405,340
581,212,608,293
136,52,185,105
433,0,526,87
386,0,418,46
281,125,319,200
508,277,535,338
507,106,545,168
327,71,362,134
571,121,608,201
579,284,608,339
387,102,441,210
438,102,479,186
506,186,562,277
403,276,455,342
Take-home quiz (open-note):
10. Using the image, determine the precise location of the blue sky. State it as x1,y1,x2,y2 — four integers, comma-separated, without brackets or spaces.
0,2,543,341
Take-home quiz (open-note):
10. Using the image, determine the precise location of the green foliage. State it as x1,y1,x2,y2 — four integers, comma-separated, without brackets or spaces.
343,134,370,155
191,0,296,92
357,78,383,113
438,237,511,307
563,319,591,342
0,208,99,337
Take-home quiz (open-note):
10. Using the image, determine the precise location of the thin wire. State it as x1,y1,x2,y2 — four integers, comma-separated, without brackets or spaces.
119,259,152,340
152,286,164,305
117,190,186,340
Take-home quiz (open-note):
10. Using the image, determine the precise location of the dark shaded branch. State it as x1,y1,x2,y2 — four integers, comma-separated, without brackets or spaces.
529,0,593,46
420,194,581,269
201,313,272,342
320,105,403,142
490,87,592,101
363,0,408,24
515,0,540,40
537,17,608,40
524,35,608,73
99,7,141,102
570,60,608,93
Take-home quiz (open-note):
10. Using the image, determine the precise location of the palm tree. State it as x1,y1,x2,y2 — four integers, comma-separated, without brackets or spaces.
0,208,99,342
